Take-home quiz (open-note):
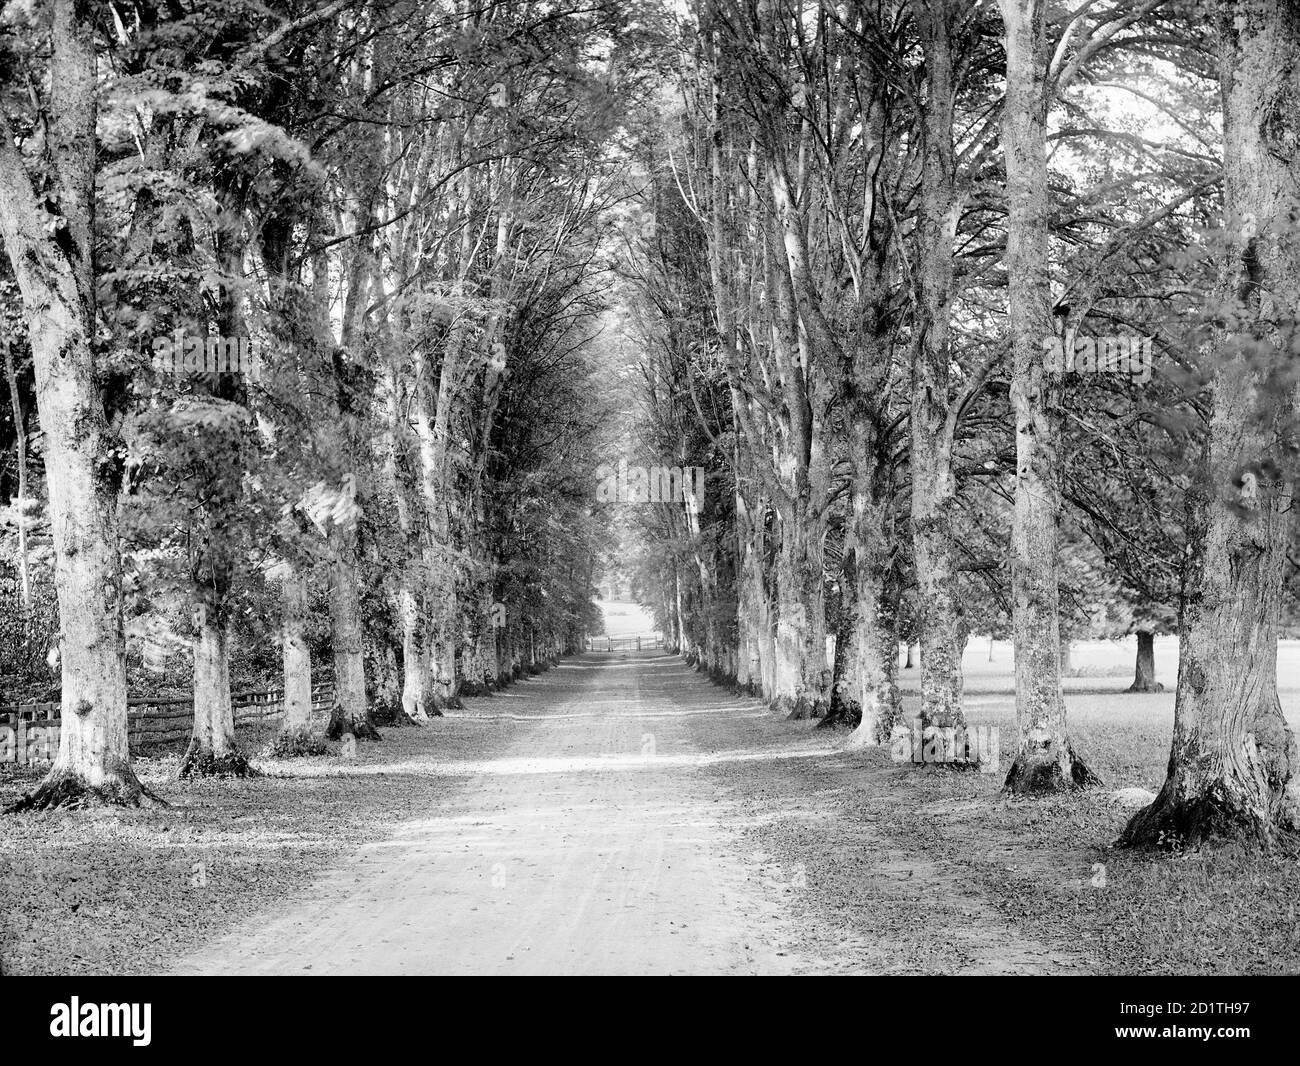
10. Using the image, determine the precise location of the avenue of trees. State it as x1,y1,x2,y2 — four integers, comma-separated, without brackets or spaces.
627,0,1300,844
0,0,660,806
1,0,1298,850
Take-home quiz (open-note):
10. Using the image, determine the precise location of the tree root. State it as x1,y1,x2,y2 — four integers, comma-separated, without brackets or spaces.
370,698,422,727
5,768,167,813
926,756,987,773
177,742,258,779
1118,780,1289,850
325,707,382,741
266,728,330,758
778,695,828,721
817,702,863,730
1003,746,1101,794
1126,680,1165,693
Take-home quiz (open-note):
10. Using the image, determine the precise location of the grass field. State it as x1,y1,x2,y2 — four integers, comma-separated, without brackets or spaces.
867,635,1300,973
940,634,1300,791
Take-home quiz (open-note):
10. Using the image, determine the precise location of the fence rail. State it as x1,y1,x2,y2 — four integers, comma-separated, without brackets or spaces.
0,684,335,765
584,635,664,652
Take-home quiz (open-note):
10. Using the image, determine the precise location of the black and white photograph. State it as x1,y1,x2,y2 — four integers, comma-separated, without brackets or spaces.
0,0,1296,1033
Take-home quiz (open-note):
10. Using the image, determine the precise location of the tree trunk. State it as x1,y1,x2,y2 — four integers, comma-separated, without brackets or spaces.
762,157,835,722
367,632,406,725
458,598,485,695
477,590,500,691
839,547,903,749
910,0,967,736
753,522,777,697
831,390,901,744
259,214,324,753
1123,0,1300,847
912,488,965,729
327,529,380,741
674,564,692,659
327,276,379,739
431,595,461,705
0,0,155,811
377,334,435,722
398,585,437,717
3,335,29,610
271,566,320,755
418,196,474,709
771,522,830,719
179,198,251,776
734,487,766,695
1128,630,1163,692
179,611,250,776
999,0,1096,794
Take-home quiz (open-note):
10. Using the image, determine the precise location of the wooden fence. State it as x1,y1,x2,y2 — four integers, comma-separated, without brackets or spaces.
0,684,335,765
585,635,664,652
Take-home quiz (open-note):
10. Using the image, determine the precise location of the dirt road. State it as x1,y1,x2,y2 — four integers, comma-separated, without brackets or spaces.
175,651,1077,976
176,653,816,975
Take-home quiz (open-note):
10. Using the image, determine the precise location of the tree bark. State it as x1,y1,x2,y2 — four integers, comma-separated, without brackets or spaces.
999,0,1097,793
1128,629,1163,692
733,485,765,695
398,585,437,716
0,0,155,810
179,610,250,777
324,177,380,742
762,160,834,721
271,565,321,754
326,527,381,741
910,0,968,735
178,170,252,776
839,542,903,749
1122,0,1300,847
771,520,830,719
367,631,406,724
674,564,692,659
3,335,29,610
830,357,901,744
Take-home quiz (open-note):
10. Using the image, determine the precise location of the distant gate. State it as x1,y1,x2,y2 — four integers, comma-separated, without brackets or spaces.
584,635,664,653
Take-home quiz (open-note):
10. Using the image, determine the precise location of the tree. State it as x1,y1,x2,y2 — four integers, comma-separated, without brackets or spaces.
2,333,29,609
1121,0,1300,846
907,0,982,737
1000,0,1097,792
0,0,153,809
